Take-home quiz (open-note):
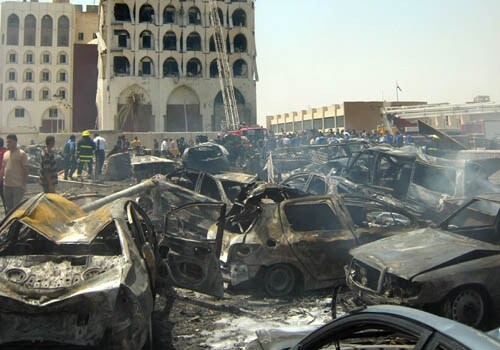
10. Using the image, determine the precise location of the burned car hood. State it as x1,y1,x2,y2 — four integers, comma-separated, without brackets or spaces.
350,228,500,280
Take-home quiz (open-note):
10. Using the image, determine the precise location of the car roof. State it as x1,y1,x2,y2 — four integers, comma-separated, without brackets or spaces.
351,305,500,349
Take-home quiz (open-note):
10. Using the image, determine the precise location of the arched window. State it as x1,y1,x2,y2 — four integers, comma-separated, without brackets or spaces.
7,51,17,64
163,5,175,24
24,15,36,46
24,51,34,64
186,32,201,51
23,69,34,82
209,35,216,52
163,57,179,77
234,34,247,52
40,87,51,101
232,9,246,27
233,59,248,78
24,88,34,100
188,7,201,25
114,30,130,48
210,8,224,26
40,69,51,82
139,4,154,23
41,15,53,46
163,31,176,50
210,59,219,78
41,51,51,64
57,69,68,82
6,69,17,82
140,30,154,50
7,14,19,45
55,87,67,100
114,4,131,21
6,88,17,100
186,58,202,77
114,56,130,75
58,51,68,64
57,16,69,47
140,57,154,76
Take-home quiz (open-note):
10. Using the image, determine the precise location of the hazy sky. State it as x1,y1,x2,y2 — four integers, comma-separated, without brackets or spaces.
255,0,500,125
4,0,498,126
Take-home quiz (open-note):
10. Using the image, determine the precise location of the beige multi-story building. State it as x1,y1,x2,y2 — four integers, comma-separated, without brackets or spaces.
96,0,257,132
0,0,98,133
266,101,426,134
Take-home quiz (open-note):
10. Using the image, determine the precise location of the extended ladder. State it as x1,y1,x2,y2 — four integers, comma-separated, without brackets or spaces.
208,0,240,130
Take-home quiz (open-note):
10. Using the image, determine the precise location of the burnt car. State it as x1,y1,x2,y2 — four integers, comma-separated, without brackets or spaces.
280,172,336,195
130,154,180,182
335,145,500,222
162,182,420,297
346,194,500,328
182,142,230,173
245,305,500,350
0,193,159,348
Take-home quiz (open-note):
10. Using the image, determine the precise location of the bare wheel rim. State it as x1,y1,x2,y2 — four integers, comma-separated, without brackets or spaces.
264,264,295,297
450,289,485,327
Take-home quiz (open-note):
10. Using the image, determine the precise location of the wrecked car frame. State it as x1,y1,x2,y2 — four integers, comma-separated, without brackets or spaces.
346,194,500,328
0,193,159,348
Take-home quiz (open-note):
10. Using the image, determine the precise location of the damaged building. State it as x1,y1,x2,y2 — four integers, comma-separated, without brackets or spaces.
96,0,258,132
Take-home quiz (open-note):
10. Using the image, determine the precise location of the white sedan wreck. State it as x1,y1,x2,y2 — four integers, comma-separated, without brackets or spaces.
0,193,159,349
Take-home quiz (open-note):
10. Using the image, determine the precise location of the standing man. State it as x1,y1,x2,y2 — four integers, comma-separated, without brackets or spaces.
39,135,58,193
160,138,168,157
76,130,96,180
93,133,106,179
0,134,28,213
63,134,76,180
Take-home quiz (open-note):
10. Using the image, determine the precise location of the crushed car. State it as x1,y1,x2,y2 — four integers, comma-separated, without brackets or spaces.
335,145,500,222
0,193,160,348
245,305,500,350
161,182,421,297
346,194,500,328
182,142,230,173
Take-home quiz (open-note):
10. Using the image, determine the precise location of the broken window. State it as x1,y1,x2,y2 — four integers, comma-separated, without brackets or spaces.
140,57,154,76
7,14,19,45
348,152,374,185
163,31,176,50
232,9,246,27
140,30,153,49
56,88,67,100
114,3,131,22
186,32,201,51
113,56,130,75
57,16,69,47
114,30,130,48
163,57,179,77
233,59,248,78
284,202,342,231
188,7,201,25
233,34,247,52
41,15,53,46
412,163,456,196
210,8,224,26
210,59,219,78
200,176,222,201
186,58,202,77
308,176,328,195
24,15,36,46
163,5,175,24
209,35,216,52
139,4,155,23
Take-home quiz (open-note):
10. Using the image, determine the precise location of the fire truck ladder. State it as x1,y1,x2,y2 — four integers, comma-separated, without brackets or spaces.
208,0,240,130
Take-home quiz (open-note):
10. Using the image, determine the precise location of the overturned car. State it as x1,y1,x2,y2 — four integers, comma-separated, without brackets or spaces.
346,194,500,328
0,193,159,348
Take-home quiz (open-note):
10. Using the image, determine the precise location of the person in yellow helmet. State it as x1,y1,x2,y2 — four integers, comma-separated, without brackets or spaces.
76,130,96,180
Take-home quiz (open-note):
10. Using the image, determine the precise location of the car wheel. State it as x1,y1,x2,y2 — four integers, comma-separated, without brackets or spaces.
263,264,296,297
443,287,487,328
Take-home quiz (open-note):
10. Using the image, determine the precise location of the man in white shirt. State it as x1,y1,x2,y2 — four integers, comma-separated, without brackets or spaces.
93,133,107,179
161,138,168,157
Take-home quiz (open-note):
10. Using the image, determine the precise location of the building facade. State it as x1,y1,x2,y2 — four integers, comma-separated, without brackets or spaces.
0,0,98,133
266,101,426,134
96,0,257,132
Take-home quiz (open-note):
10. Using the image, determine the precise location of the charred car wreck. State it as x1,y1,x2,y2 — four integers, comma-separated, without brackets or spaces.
346,194,500,328
0,193,159,349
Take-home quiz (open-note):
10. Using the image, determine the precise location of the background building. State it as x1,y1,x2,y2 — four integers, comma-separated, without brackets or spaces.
96,0,257,132
0,0,98,133
266,101,426,134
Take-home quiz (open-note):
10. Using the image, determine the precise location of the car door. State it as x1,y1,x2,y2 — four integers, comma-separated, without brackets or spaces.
279,197,357,282
161,203,225,297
